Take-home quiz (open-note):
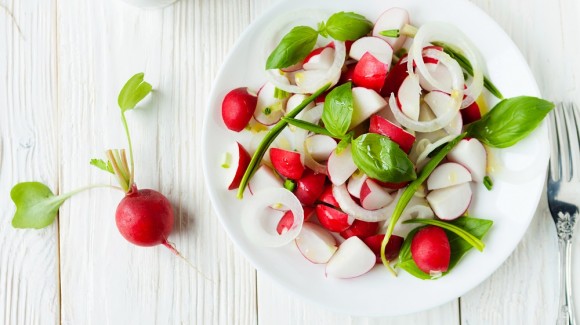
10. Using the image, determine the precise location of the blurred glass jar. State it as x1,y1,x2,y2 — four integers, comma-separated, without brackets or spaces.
121,0,177,8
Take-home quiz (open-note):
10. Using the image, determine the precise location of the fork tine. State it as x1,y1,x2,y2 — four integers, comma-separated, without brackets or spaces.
566,103,580,182
554,104,571,181
548,107,560,181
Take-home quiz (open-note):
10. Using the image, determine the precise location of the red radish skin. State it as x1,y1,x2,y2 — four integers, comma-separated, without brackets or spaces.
270,148,306,180
295,170,327,206
369,115,415,153
461,101,482,124
340,64,357,84
318,186,340,208
340,219,379,239
352,52,388,93
228,142,251,190
221,87,257,132
380,59,409,97
411,226,451,274
315,204,353,232
371,179,409,190
116,185,174,248
277,207,314,235
364,234,404,263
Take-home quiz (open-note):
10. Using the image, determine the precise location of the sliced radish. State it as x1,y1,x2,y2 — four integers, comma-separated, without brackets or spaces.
364,234,404,263
411,226,450,274
222,87,258,132
347,172,368,199
427,162,472,190
242,188,304,247
287,93,315,113
349,36,393,64
305,135,337,161
318,185,339,208
332,184,390,222
369,115,415,153
303,47,335,71
326,236,376,278
352,52,389,93
248,165,283,194
340,63,357,84
294,170,327,206
295,222,338,264
340,219,379,239
397,75,422,121
294,69,338,93
381,58,409,97
254,82,286,125
418,62,453,92
447,138,487,182
351,87,388,129
424,91,463,135
372,8,410,51
461,101,482,124
277,207,314,235
327,145,358,186
280,61,303,73
270,148,305,180
224,142,251,190
315,204,354,232
360,179,393,210
426,182,472,220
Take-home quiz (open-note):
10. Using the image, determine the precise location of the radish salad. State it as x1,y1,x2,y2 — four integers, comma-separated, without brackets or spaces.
219,8,553,280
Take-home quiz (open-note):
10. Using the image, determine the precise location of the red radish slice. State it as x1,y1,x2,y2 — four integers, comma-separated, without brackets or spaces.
461,101,482,124
270,148,305,180
332,184,390,222
295,222,338,264
347,172,368,199
295,170,327,206
350,87,388,129
447,138,487,182
364,234,404,263
360,179,393,210
303,47,336,71
397,75,422,121
254,82,287,125
372,7,410,51
305,134,337,161
424,91,463,135
427,162,472,190
242,188,304,247
315,204,354,232
411,226,451,274
380,58,409,97
327,145,358,186
369,115,415,153
326,236,376,278
340,219,379,239
248,165,283,194
224,142,251,190
352,52,389,93
426,182,472,220
349,37,393,64
418,62,453,92
340,63,357,84
277,207,314,235
221,87,258,132
318,186,339,208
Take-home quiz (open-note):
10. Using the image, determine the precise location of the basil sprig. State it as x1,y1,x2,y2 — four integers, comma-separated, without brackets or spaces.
467,96,554,148
318,12,373,41
322,82,354,137
351,133,417,183
266,26,319,70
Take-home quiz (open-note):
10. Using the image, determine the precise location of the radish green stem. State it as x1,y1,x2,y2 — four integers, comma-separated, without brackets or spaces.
65,183,124,197
380,133,467,274
106,149,131,192
236,83,331,199
120,112,135,186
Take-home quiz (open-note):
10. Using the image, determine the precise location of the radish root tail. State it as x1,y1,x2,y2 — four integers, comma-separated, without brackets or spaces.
163,240,214,283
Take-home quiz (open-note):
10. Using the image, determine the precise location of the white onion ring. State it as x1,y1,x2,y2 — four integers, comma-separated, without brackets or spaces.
242,188,304,247
389,94,460,133
332,184,390,222
303,135,335,174
415,134,457,169
409,22,484,108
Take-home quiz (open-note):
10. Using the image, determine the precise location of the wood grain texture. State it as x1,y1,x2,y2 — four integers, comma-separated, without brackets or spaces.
0,1,59,324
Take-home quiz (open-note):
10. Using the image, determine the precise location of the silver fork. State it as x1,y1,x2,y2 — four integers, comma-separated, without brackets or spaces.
548,102,580,325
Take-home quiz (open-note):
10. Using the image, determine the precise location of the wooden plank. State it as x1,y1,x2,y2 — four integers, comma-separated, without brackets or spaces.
0,1,59,324
56,0,256,323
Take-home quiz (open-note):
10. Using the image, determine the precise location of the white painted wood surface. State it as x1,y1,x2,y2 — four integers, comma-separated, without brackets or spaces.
1,0,578,324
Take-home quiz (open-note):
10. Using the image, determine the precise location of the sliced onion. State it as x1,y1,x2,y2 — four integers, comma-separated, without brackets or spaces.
415,134,457,169
293,104,323,155
332,184,390,222
242,188,304,247
389,94,460,133
303,135,336,174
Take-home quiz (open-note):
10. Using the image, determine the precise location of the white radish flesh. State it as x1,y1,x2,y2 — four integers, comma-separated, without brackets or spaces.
372,8,410,51
360,179,393,210
427,162,472,190
351,87,388,129
254,82,287,125
349,37,393,64
447,138,487,182
327,145,358,186
303,47,336,71
326,236,376,278
397,76,422,121
424,91,463,135
347,172,368,198
426,182,472,220
248,165,284,194
332,184,391,222
295,222,338,264
305,135,337,161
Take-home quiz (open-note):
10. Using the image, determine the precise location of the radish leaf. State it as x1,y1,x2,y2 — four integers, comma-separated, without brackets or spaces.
265,26,318,70
322,82,353,137
11,182,67,229
322,12,373,41
118,72,152,113
90,158,114,174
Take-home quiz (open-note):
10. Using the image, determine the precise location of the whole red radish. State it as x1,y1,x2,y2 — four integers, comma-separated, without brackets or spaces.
222,87,257,132
363,234,404,263
411,226,451,274
315,204,353,232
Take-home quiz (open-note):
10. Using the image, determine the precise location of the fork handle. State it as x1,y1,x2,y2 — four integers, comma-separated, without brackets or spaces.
557,238,577,325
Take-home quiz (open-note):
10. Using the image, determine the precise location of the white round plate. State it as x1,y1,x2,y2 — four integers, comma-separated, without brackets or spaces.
202,0,548,316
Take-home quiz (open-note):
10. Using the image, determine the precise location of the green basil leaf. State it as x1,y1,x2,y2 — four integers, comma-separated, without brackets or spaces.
11,182,66,229
265,26,318,70
351,133,416,183
336,132,353,154
322,12,373,41
322,82,353,136
118,72,153,113
467,96,554,148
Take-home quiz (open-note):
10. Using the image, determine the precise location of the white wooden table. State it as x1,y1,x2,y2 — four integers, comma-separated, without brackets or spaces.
1,0,579,323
